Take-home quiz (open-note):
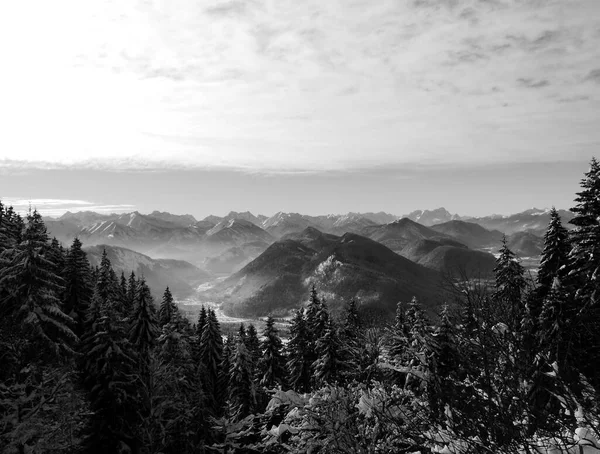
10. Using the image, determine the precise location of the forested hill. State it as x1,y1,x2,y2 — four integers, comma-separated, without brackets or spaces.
1,159,600,453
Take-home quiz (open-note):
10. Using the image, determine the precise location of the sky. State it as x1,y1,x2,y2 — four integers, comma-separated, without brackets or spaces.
0,0,599,218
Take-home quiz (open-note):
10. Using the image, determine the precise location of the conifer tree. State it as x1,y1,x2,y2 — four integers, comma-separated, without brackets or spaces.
314,318,343,386
197,305,208,337
63,237,93,336
80,293,140,453
229,341,256,420
406,297,429,342
343,299,361,337
427,304,459,422
258,316,286,389
158,286,177,327
287,309,312,392
199,309,223,414
127,270,137,309
0,210,75,353
537,208,570,297
569,157,600,302
218,334,235,410
389,301,410,359
245,323,261,378
118,271,130,313
305,285,321,337
129,279,159,358
237,322,247,343
493,238,527,332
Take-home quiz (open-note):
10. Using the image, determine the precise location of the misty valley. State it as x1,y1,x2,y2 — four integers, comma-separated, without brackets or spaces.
2,161,600,453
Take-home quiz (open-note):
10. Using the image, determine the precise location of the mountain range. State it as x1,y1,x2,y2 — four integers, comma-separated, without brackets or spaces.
42,206,568,316
202,228,445,319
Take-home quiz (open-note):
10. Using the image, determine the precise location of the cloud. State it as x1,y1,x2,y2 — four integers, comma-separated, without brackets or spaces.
584,69,600,84
0,0,599,173
1,197,135,217
517,78,550,89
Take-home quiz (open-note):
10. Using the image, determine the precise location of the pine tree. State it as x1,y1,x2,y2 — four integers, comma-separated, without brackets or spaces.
95,249,121,318
569,157,600,302
229,341,256,420
63,237,93,336
566,158,600,387
158,287,177,327
427,304,459,422
305,285,321,337
237,322,247,343
197,305,208,338
389,301,410,359
245,323,261,378
314,318,343,386
258,316,286,389
199,309,223,414
493,238,527,332
218,334,235,411
129,279,159,357
80,293,140,453
287,309,312,392
538,208,570,297
127,271,137,309
0,210,76,353
118,271,130,313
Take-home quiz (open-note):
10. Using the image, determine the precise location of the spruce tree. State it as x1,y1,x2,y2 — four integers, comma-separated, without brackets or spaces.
158,287,177,327
245,323,261,378
538,208,570,297
493,238,527,332
0,210,75,353
427,304,459,422
389,301,410,359
129,279,159,358
314,318,343,386
199,309,223,414
229,341,256,420
287,309,312,392
80,292,140,453
197,305,208,338
218,334,235,411
258,316,286,389
63,237,93,336
127,271,137,309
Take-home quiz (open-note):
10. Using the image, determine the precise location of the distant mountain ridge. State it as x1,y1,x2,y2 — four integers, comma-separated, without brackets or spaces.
84,245,211,299
44,207,571,272
203,229,444,318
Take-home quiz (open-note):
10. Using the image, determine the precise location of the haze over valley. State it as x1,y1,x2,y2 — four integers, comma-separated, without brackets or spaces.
38,205,572,319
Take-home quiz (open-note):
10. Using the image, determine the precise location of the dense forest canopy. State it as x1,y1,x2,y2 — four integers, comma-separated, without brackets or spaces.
1,159,600,453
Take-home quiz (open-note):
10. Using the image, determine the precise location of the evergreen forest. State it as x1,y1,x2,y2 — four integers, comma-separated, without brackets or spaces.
2,159,600,453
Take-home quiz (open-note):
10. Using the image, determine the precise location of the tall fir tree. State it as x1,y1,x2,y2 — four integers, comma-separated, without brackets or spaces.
127,271,137,309
80,292,140,453
314,318,343,386
229,341,256,420
129,279,159,358
199,309,224,414
258,316,286,389
287,309,312,393
0,210,75,353
245,323,261,379
493,238,527,332
537,208,570,297
158,286,177,327
63,237,93,336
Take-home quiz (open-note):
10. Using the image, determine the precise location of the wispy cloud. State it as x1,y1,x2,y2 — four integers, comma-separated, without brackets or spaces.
0,0,599,173
2,197,135,217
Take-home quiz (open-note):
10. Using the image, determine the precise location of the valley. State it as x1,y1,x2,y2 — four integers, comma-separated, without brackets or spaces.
44,206,563,322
